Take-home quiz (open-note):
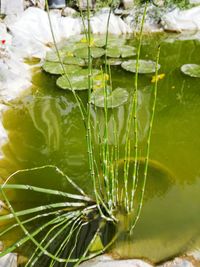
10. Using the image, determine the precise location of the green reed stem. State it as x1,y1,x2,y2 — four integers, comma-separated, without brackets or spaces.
130,45,161,234
130,3,148,212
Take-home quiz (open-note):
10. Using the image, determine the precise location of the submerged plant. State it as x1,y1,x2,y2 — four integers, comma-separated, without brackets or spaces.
0,1,162,266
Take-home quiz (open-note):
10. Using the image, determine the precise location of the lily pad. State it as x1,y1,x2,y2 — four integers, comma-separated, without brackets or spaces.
106,46,121,58
120,45,136,58
42,61,81,75
121,60,160,74
63,56,85,66
94,35,126,48
181,64,200,78
91,87,129,108
74,47,105,59
56,69,101,90
104,58,122,66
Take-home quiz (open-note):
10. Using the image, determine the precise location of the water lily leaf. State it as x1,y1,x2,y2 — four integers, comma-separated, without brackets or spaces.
56,69,101,90
42,61,81,75
91,87,129,108
74,47,105,59
63,56,85,66
121,60,160,74
105,58,122,66
106,46,121,58
94,35,126,48
120,45,136,58
181,64,200,78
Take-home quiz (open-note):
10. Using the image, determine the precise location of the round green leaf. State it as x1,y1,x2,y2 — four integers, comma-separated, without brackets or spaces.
91,87,129,108
120,45,136,58
121,60,160,74
63,56,85,66
106,46,121,58
181,64,200,78
56,69,101,90
74,47,105,59
94,35,126,48
105,58,122,66
42,61,81,75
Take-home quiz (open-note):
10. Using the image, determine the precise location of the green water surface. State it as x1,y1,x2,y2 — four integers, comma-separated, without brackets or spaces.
0,34,200,264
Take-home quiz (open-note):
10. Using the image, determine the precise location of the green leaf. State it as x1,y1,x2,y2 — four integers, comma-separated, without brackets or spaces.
120,45,136,58
106,46,121,58
104,58,122,66
56,69,101,90
91,87,129,108
63,56,85,66
94,35,126,48
42,61,81,75
181,64,200,78
121,59,160,74
74,47,105,59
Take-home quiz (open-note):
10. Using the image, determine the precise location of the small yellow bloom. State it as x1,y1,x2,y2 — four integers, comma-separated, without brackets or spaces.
66,52,74,57
151,73,165,83
80,37,95,47
94,73,109,81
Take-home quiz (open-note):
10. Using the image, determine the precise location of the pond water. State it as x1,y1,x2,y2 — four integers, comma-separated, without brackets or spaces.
0,33,200,264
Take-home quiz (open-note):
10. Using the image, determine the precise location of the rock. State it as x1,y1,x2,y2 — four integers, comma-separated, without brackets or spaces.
158,258,194,267
61,7,78,17
187,249,200,261
161,6,200,32
122,0,135,9
0,253,17,267
124,4,164,33
78,0,96,10
90,9,132,34
189,0,200,4
24,0,45,9
8,7,82,58
79,255,153,267
0,0,24,15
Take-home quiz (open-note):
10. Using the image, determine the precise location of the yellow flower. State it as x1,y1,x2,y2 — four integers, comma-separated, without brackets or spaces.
66,52,74,57
80,37,95,47
151,73,165,83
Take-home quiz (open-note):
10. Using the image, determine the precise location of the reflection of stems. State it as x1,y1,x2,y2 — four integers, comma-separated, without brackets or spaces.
130,45,161,234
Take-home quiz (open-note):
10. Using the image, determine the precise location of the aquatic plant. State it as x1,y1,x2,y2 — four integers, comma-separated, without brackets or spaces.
181,64,200,78
0,1,161,266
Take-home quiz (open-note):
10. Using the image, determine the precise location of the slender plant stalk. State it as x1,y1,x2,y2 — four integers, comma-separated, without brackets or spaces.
130,45,161,234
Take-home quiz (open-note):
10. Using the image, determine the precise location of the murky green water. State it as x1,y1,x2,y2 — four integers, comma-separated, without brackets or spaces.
1,34,200,264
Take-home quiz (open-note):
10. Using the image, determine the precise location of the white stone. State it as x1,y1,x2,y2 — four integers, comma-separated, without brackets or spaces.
90,9,132,35
0,0,24,15
187,248,200,261
123,0,135,9
62,7,78,17
0,253,17,267
189,0,200,4
161,6,200,32
158,258,194,267
79,255,153,267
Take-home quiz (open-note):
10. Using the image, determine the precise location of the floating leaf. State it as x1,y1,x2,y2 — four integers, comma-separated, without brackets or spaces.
42,61,81,75
56,69,101,90
104,58,122,66
74,47,105,59
121,60,160,74
63,56,85,66
91,87,129,108
120,45,136,58
106,46,121,58
94,35,126,48
181,64,200,78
